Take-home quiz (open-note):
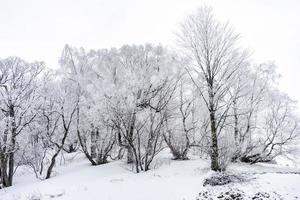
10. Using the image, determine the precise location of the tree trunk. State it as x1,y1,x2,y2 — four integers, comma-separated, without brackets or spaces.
0,156,9,187
45,150,60,179
7,152,14,186
91,128,97,158
45,108,73,179
126,146,134,164
6,104,16,186
210,110,220,171
233,100,239,146
77,130,97,166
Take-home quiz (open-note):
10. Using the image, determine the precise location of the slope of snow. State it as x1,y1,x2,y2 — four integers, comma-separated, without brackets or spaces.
0,151,299,200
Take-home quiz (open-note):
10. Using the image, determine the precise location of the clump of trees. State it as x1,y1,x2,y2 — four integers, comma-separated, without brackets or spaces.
0,6,299,188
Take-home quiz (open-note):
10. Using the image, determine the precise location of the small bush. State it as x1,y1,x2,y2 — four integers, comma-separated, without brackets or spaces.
203,172,246,186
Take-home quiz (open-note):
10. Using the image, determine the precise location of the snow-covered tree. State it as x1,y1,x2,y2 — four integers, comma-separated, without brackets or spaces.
178,7,249,171
163,72,204,160
107,44,179,172
59,45,118,166
0,57,43,187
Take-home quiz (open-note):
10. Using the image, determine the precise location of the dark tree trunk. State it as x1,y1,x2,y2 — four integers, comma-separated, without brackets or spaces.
76,107,97,166
91,128,98,158
0,156,9,187
45,106,74,179
210,110,220,171
126,114,135,164
77,130,97,166
233,102,239,146
45,150,60,179
7,152,14,186
126,146,134,164
5,104,16,187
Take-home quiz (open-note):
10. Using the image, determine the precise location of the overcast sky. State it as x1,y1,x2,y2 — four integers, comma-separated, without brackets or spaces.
0,0,299,103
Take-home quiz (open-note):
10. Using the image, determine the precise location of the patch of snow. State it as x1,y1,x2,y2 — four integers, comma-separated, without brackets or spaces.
0,152,299,200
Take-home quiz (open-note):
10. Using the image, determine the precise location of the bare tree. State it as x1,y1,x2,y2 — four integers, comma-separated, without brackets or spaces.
242,93,299,163
178,7,248,171
163,76,200,160
77,113,116,165
229,63,280,162
112,103,167,173
0,57,43,187
24,83,60,179
45,101,77,179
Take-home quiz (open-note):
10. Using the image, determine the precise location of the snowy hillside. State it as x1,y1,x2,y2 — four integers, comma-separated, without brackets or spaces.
1,3,300,200
0,151,299,200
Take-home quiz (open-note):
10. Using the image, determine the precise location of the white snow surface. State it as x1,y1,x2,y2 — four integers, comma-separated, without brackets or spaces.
0,151,300,200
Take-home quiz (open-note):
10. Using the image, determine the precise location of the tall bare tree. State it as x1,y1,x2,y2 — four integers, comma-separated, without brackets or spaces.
178,7,248,171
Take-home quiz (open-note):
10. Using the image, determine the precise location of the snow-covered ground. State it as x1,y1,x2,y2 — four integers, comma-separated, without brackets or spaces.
0,151,300,200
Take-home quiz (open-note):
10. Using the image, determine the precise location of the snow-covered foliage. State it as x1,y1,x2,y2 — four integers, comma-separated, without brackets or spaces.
0,7,299,198
0,57,44,187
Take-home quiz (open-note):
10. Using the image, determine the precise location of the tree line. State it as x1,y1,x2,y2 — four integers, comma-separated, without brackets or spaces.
0,7,298,188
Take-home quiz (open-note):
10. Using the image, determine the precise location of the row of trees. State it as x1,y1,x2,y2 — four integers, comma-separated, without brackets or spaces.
0,7,298,188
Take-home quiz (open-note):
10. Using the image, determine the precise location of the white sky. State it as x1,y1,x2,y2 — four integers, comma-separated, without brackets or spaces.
0,0,299,103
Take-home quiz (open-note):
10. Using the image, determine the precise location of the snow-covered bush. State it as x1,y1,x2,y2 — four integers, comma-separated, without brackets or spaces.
203,172,246,186
197,188,282,200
